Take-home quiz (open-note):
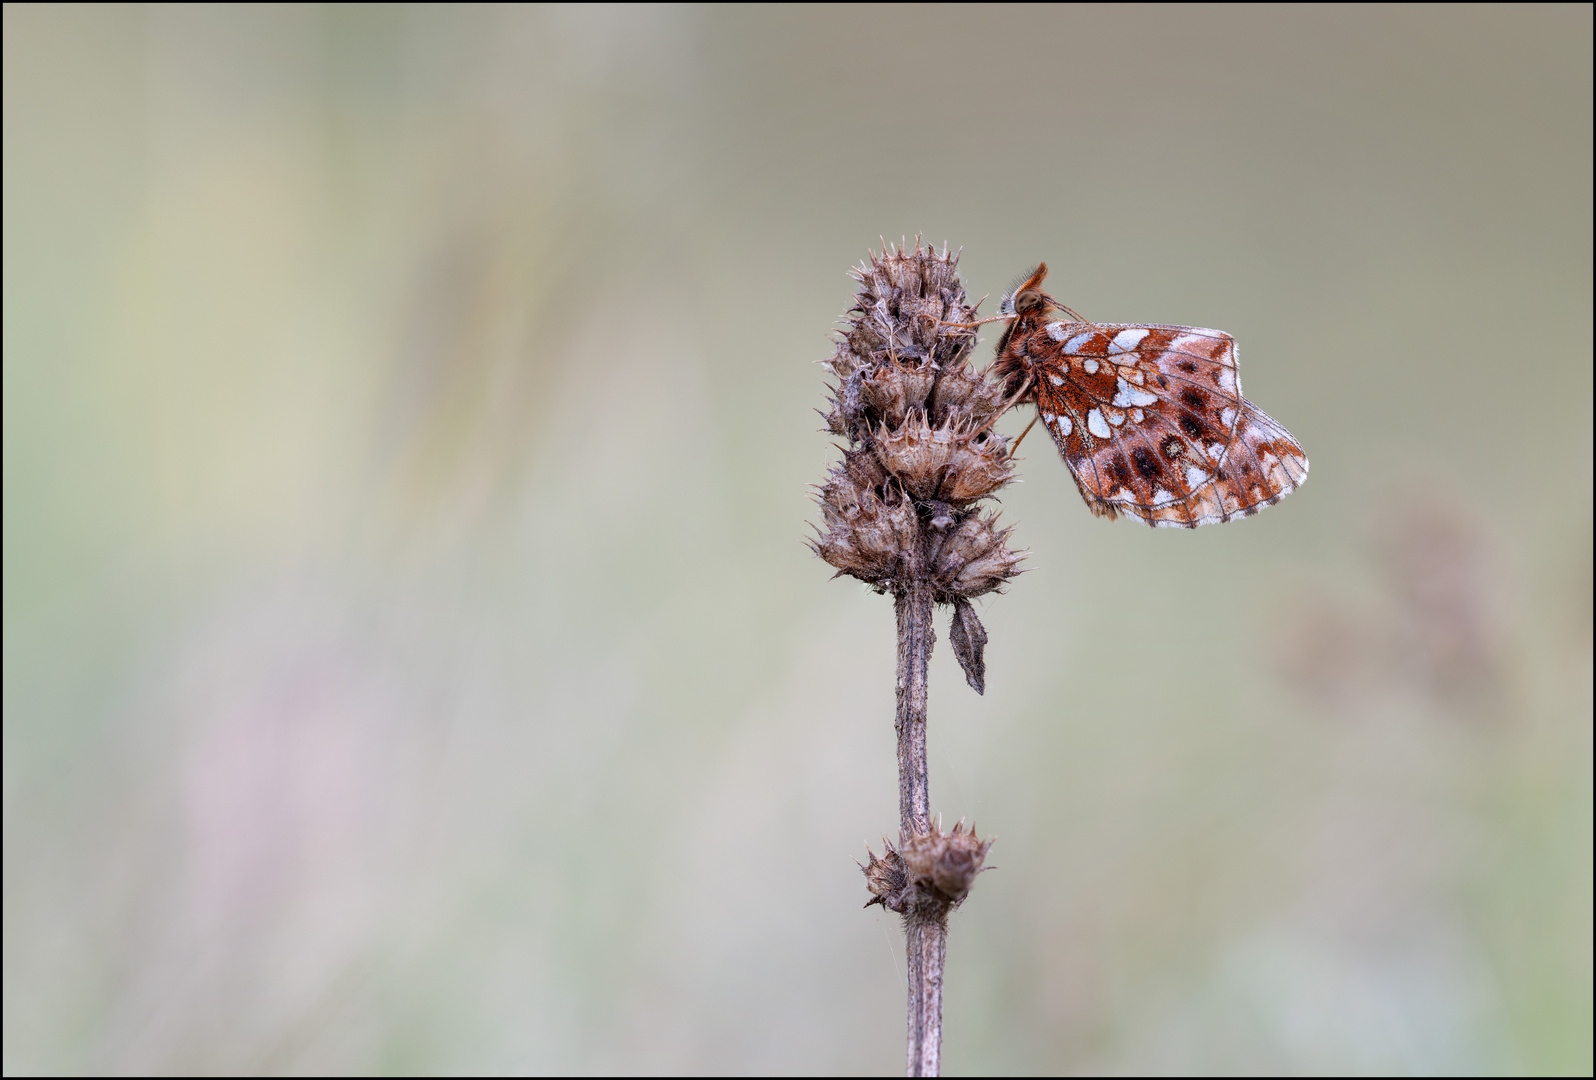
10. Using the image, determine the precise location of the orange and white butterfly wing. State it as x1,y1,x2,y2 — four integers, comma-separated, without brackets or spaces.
1027,323,1308,527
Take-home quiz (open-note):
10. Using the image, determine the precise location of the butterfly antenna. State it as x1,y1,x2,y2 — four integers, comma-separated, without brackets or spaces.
1047,298,1098,327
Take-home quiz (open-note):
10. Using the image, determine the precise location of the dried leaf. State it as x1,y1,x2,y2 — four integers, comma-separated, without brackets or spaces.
948,598,988,694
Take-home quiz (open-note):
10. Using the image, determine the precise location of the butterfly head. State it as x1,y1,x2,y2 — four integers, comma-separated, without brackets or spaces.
991,262,1093,400
998,263,1056,319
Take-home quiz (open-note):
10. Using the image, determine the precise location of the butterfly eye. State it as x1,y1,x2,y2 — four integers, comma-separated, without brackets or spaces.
1014,289,1043,313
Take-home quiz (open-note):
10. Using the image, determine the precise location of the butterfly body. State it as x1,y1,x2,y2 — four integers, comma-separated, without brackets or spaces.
990,265,1308,528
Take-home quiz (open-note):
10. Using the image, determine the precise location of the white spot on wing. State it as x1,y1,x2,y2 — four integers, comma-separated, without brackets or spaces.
1212,349,1238,395
1105,406,1125,426
1185,465,1210,488
1220,407,1237,428
1083,359,1100,374
1087,409,1110,438
1058,415,1072,435
1112,376,1159,408
1040,412,1055,424
1045,321,1069,341
1063,332,1094,354
1048,373,1065,386
1131,408,1144,422
1107,328,1149,355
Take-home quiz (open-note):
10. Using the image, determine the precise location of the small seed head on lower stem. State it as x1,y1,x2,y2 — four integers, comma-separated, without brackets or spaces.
900,818,994,906
862,818,994,914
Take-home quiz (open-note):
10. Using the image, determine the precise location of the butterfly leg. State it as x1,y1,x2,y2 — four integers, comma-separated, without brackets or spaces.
1007,412,1041,457
964,375,1034,442
936,314,1014,330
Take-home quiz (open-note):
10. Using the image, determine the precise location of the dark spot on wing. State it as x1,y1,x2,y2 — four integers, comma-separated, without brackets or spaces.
1177,360,1197,374
1132,446,1160,478
1180,388,1206,411
1160,436,1184,460
1180,413,1203,438
1156,374,1168,389
1110,455,1132,487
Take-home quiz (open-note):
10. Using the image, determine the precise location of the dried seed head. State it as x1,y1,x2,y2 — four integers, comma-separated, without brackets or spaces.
937,435,1014,504
860,840,913,913
861,362,936,430
872,414,1015,504
821,369,866,438
810,479,919,589
928,510,1025,600
900,819,993,905
874,414,957,500
929,366,1011,432
812,238,1024,620
824,239,982,395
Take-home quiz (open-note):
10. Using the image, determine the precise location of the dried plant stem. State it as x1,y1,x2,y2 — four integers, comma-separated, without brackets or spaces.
815,241,1005,1078
895,579,934,837
895,578,944,1076
904,908,947,1078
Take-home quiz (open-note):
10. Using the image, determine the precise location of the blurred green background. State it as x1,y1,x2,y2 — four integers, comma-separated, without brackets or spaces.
4,5,1590,1075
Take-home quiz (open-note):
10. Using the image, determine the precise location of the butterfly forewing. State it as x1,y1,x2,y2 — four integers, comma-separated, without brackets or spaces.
1026,322,1308,527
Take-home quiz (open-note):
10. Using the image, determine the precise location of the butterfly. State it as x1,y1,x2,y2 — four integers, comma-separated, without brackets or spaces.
986,264,1308,528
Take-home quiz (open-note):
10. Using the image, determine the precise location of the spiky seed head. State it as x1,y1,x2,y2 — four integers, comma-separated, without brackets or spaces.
929,366,1011,433
937,437,1015,504
860,840,912,913
899,819,994,905
812,239,1023,603
927,511,1025,600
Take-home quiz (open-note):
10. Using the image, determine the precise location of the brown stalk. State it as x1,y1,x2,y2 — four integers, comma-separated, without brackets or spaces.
896,579,944,1076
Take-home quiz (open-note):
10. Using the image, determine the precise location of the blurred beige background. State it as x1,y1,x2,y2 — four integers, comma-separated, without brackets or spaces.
4,5,1590,1075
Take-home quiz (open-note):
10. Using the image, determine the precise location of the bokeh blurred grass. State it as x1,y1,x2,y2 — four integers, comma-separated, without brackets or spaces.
4,5,1590,1075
